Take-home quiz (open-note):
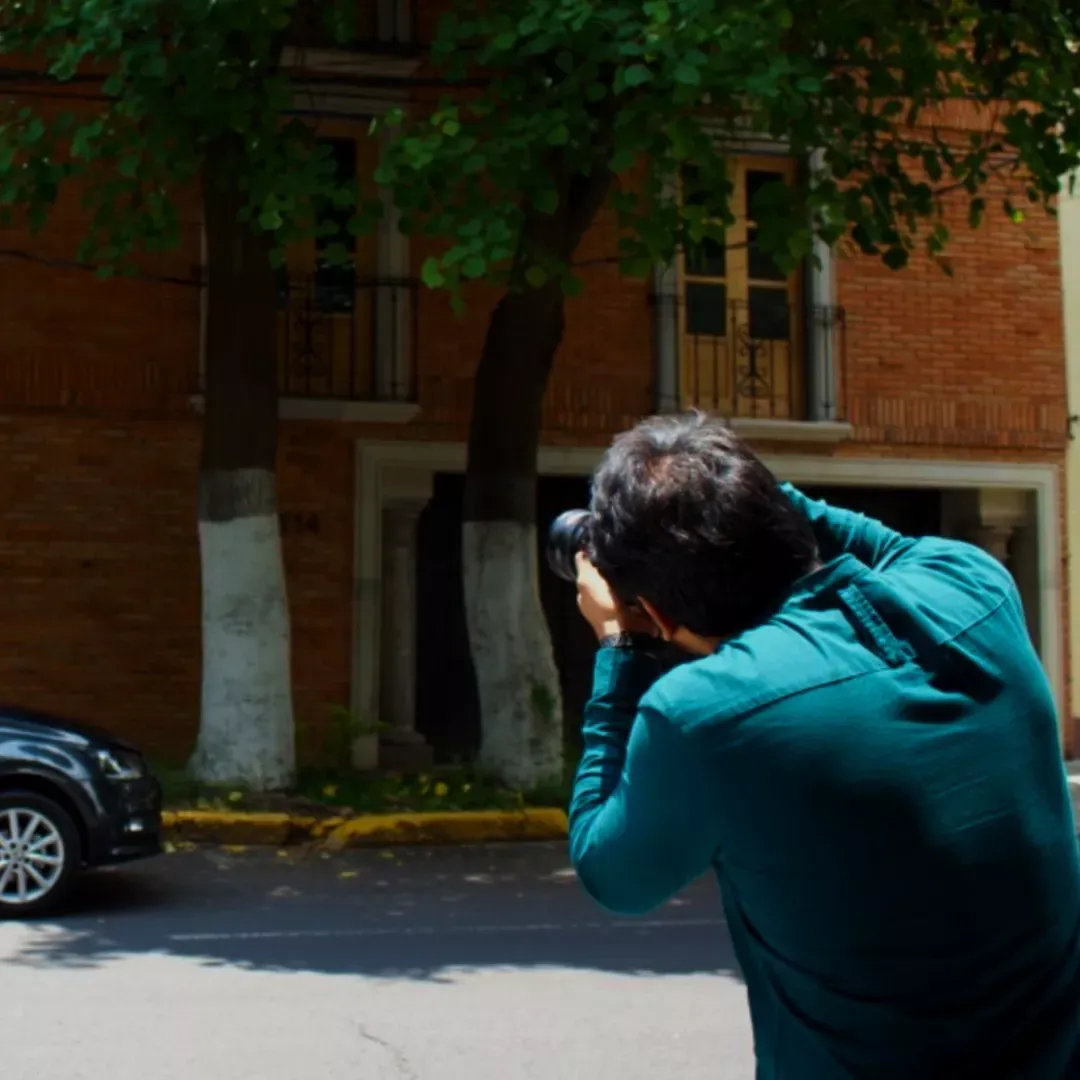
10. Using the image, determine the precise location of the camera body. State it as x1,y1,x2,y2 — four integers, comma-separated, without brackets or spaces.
546,509,592,583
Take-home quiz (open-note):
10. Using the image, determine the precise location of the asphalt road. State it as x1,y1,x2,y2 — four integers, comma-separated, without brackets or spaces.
0,842,754,1080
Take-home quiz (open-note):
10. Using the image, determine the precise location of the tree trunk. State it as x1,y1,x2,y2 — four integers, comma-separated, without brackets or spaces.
462,168,612,790
463,282,567,790
188,145,295,791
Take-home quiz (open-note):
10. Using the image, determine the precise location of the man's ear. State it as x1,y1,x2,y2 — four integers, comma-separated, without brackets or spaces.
638,598,676,642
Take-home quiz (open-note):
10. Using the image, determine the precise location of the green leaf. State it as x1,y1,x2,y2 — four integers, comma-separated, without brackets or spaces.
533,188,559,214
258,209,283,231
462,254,487,279
525,266,548,288
922,151,943,184
547,124,570,146
882,247,909,271
142,54,167,79
561,273,584,297
623,64,653,88
421,256,446,289
673,63,702,87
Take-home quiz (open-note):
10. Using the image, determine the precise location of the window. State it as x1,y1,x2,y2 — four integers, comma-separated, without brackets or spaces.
314,136,360,314
288,1,410,49
277,125,382,400
679,156,803,419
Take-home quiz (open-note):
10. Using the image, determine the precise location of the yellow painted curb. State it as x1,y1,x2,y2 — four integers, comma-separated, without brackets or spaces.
161,807,569,849
320,808,569,851
161,810,320,846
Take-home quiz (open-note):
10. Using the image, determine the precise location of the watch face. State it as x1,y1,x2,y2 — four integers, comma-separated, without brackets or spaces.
603,632,646,649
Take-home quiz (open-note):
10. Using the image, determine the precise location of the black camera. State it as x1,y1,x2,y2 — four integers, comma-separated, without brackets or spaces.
546,509,592,583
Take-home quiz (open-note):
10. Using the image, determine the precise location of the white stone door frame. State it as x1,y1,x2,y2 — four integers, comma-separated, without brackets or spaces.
353,440,1064,740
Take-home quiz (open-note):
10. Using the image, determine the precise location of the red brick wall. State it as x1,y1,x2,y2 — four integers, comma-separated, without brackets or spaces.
839,180,1067,454
0,113,1068,760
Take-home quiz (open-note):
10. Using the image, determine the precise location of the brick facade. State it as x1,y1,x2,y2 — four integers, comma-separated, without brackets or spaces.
0,107,1068,764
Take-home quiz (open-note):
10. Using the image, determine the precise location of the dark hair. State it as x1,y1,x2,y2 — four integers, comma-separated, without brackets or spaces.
587,411,818,639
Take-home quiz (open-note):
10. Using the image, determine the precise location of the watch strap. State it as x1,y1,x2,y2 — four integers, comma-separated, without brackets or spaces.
598,631,656,651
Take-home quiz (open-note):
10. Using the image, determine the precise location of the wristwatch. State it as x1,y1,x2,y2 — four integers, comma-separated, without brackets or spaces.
598,631,656,651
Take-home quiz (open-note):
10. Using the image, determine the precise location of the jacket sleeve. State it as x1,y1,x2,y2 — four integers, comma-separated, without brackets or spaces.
781,483,916,570
568,648,719,916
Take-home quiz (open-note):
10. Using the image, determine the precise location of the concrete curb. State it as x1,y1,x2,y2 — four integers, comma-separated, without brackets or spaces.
161,807,569,849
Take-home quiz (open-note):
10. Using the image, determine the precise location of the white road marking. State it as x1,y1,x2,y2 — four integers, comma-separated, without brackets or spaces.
169,918,725,944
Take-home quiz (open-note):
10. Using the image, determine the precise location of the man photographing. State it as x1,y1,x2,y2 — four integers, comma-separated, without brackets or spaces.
561,411,1080,1079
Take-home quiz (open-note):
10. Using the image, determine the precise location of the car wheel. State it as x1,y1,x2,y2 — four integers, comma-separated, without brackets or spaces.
0,791,81,917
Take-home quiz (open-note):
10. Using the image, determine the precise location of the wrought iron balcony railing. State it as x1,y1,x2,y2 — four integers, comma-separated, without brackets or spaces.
286,0,420,54
663,295,846,421
276,273,418,403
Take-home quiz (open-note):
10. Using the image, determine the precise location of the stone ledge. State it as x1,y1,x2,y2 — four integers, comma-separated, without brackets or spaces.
187,394,420,424
730,418,854,443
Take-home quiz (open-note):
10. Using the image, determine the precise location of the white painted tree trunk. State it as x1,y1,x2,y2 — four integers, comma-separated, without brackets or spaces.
462,520,563,791
189,468,295,791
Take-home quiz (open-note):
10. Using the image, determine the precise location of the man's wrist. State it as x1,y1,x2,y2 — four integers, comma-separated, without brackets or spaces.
595,618,626,641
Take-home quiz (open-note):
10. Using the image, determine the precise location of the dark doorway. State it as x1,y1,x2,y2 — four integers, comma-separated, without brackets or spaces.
414,477,943,763
799,485,943,540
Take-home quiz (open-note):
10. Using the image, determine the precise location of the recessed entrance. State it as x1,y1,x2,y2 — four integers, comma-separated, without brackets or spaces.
354,439,1064,764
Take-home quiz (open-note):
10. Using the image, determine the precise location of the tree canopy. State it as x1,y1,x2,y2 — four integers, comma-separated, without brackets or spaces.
0,1,1077,281
0,0,367,270
378,0,1080,290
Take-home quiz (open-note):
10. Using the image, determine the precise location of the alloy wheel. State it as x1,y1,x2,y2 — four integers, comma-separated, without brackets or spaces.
0,808,67,908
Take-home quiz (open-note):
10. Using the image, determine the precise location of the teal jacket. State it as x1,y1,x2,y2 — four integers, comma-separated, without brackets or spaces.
569,486,1080,1079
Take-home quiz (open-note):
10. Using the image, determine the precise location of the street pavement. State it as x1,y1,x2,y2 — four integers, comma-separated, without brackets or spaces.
0,842,754,1080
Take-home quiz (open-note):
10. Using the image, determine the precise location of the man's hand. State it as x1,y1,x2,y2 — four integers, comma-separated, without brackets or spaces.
575,552,659,642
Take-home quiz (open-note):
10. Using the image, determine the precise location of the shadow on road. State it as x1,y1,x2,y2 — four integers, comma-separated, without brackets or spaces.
3,842,743,983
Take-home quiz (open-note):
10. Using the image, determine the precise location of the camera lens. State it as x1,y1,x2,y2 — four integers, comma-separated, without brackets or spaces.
546,509,591,583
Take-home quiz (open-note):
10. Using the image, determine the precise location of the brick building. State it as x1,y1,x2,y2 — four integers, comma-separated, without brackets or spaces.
0,5,1072,765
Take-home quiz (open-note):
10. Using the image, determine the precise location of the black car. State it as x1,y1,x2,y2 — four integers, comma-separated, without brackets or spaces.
0,706,163,916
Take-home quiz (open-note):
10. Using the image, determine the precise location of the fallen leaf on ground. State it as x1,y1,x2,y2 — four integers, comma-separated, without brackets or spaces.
339,870,359,879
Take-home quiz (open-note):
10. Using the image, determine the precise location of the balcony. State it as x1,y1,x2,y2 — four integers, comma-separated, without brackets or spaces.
654,291,848,435
276,273,418,412
286,0,420,55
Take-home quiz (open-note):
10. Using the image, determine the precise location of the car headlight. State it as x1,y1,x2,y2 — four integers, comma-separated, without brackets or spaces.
95,748,146,781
